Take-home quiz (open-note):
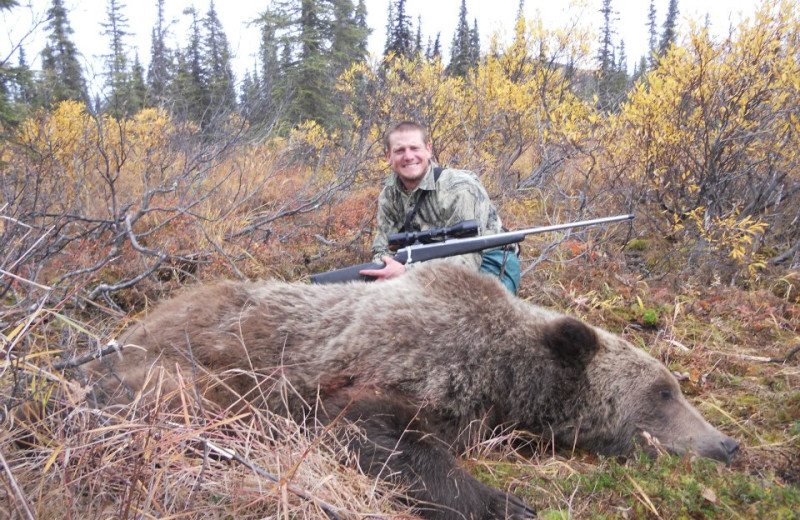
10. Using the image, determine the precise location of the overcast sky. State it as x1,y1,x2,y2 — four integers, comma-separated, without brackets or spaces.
2,0,765,87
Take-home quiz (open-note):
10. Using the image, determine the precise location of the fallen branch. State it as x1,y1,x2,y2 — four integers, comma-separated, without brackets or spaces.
0,448,35,520
52,340,125,369
203,437,343,520
713,345,800,364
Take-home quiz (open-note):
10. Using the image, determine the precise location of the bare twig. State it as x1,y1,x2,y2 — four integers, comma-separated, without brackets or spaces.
52,341,124,370
712,345,800,364
165,422,343,520
0,447,36,520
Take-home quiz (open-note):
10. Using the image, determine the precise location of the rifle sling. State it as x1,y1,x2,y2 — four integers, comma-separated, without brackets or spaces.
402,166,444,233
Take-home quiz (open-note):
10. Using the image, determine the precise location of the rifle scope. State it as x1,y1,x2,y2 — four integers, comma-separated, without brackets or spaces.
388,220,479,251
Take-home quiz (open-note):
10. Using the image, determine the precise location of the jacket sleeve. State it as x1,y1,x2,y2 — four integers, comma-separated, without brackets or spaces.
371,189,400,261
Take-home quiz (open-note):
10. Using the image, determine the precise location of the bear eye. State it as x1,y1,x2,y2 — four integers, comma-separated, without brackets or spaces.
659,389,673,400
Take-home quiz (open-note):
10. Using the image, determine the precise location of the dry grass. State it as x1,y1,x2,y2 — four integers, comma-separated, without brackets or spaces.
1,360,415,519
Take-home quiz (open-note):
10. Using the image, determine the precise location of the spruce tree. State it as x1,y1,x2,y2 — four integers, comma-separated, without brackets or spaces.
203,0,236,115
173,7,209,124
148,0,173,107
253,0,370,129
414,15,423,56
251,19,280,123
433,33,442,60
0,0,17,125
129,52,148,111
383,0,394,56
354,0,369,58
384,0,413,59
597,0,615,77
647,0,657,67
331,0,370,78
447,0,471,77
40,0,88,107
659,0,679,56
101,0,133,117
1,44,38,126
617,39,626,72
15,47,37,107
595,0,628,111
239,68,258,117
293,0,330,124
469,19,480,68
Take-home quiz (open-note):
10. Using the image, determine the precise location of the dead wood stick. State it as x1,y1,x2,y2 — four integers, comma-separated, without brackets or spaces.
52,340,124,369
714,345,800,364
187,432,343,520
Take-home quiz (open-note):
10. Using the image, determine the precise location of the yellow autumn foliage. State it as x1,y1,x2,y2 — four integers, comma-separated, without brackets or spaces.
609,0,800,276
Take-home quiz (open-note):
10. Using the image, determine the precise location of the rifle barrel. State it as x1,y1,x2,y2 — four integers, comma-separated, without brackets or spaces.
396,213,635,264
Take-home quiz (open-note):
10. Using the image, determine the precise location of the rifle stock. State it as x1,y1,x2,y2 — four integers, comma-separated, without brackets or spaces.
310,261,385,284
310,214,634,284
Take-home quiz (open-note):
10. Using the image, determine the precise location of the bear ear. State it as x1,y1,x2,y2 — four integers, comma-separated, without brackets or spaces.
542,317,599,368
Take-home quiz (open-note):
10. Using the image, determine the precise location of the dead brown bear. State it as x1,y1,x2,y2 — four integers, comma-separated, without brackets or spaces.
82,262,738,519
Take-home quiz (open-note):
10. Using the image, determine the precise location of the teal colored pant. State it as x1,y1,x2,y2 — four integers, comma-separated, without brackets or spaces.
480,249,521,294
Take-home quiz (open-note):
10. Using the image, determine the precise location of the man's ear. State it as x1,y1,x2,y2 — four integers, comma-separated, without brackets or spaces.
426,142,433,154
384,148,391,160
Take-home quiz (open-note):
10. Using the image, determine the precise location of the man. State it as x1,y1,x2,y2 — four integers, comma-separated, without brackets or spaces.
360,121,520,293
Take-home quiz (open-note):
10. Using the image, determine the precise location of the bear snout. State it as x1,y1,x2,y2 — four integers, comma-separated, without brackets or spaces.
720,436,740,466
675,433,740,466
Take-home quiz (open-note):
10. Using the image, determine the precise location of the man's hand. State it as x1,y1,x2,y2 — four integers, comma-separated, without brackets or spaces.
359,256,406,280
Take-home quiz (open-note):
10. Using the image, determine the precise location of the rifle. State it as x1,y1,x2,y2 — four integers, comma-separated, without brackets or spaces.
309,214,634,285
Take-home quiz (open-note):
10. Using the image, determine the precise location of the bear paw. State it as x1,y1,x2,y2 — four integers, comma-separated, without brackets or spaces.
487,488,537,519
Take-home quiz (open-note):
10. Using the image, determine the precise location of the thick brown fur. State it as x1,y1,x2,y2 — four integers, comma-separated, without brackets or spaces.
83,262,738,519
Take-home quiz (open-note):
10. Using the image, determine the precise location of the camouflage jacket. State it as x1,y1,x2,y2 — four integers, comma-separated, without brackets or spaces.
371,163,503,271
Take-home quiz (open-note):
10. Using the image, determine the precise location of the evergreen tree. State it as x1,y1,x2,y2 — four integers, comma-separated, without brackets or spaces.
0,0,18,125
40,0,88,107
239,68,258,116
634,55,648,82
647,0,657,66
383,0,394,56
203,0,236,115
384,0,413,59
101,0,133,117
505,0,529,82
354,0,369,58
254,0,369,129
1,58,20,127
431,32,442,59
469,19,480,68
595,0,628,111
597,0,615,76
331,0,370,78
659,0,679,56
15,47,37,107
292,0,330,124
129,52,148,111
147,0,173,107
617,39,627,72
447,0,471,77
414,15,423,56
173,7,209,124
250,19,280,123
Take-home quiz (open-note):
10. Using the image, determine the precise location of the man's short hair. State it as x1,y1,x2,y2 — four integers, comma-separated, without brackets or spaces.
383,121,429,151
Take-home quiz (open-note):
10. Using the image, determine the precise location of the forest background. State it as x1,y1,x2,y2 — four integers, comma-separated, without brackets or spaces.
1,0,799,518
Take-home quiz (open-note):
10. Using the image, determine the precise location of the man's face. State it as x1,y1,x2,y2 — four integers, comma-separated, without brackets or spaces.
385,129,433,190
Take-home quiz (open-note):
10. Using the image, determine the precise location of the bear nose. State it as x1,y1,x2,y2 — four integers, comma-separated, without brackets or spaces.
722,437,740,465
